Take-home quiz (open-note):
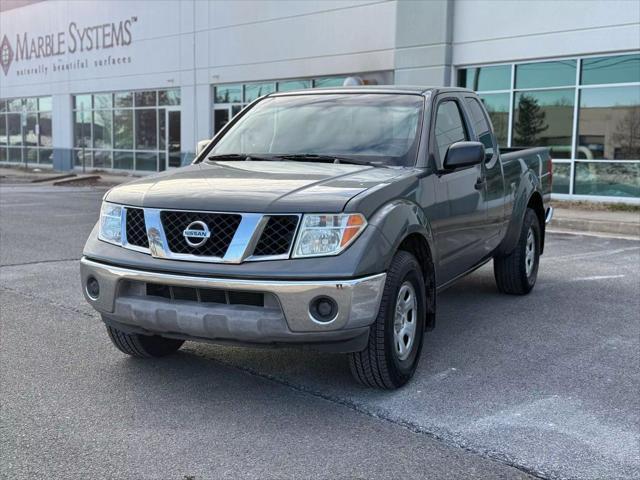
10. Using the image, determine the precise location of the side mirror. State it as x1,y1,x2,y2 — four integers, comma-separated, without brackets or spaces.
443,141,485,170
196,139,210,156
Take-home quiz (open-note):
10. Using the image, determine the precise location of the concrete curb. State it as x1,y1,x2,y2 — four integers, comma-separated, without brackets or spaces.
31,173,77,183
53,175,101,186
550,217,640,237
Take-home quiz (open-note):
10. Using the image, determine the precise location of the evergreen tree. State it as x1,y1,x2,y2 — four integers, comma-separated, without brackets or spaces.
514,95,548,146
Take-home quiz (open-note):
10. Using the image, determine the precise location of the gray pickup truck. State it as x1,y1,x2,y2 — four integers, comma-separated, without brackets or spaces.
81,86,553,389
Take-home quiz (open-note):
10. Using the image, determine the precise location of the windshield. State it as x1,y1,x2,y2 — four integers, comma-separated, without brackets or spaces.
209,93,424,166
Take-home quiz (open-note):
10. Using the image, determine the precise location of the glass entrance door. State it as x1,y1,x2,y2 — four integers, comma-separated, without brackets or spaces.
165,108,181,169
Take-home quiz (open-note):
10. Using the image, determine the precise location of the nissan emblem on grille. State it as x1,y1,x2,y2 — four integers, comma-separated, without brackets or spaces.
182,221,211,247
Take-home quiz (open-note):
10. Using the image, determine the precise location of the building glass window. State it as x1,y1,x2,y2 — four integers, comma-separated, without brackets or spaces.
159,88,181,106
581,53,640,86
72,89,180,171
211,74,384,135
459,65,510,92
478,93,509,146
577,86,640,160
458,52,640,199
0,96,53,164
313,76,346,88
277,80,312,91
515,60,577,89
513,89,574,158
244,83,275,103
215,85,242,104
574,162,640,198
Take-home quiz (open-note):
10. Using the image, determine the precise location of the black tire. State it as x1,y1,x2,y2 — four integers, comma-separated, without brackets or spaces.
106,325,184,358
494,208,541,295
348,251,426,389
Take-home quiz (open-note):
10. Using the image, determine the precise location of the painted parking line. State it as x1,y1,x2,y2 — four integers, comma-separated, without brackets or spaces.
546,246,640,261
571,274,626,281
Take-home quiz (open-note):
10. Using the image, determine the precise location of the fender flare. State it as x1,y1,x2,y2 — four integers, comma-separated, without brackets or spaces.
368,200,437,330
497,170,543,256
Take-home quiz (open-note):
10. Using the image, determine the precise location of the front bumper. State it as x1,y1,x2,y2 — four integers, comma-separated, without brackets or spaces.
80,257,386,351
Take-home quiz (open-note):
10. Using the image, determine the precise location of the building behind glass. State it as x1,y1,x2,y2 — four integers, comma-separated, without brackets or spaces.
0,0,638,201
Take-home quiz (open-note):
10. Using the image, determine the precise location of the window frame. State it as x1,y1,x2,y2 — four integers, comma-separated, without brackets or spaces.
431,94,472,171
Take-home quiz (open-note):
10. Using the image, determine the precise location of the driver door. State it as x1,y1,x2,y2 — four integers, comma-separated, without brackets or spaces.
431,95,488,284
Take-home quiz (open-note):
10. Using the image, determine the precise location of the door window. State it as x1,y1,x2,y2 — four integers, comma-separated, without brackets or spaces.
465,97,495,157
434,100,468,162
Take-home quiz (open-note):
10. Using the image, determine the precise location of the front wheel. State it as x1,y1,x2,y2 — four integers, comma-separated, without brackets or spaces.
106,325,184,358
493,208,541,295
348,251,426,389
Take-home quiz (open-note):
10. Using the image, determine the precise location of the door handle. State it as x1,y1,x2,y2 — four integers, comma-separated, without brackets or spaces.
474,178,486,190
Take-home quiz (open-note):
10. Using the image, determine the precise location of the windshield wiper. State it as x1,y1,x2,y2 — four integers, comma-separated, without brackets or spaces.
277,154,384,167
207,154,276,162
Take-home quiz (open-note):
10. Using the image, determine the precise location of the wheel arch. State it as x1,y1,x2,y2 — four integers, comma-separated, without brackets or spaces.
396,232,436,331
367,199,437,331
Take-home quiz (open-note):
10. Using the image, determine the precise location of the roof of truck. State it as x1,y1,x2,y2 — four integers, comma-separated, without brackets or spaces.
268,85,474,97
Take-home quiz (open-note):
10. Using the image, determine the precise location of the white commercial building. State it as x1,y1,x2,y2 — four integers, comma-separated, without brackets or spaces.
1,0,639,201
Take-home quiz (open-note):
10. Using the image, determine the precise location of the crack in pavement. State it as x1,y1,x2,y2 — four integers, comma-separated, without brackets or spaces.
0,258,80,268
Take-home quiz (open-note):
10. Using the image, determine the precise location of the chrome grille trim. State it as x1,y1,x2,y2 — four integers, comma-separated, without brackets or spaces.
117,205,300,264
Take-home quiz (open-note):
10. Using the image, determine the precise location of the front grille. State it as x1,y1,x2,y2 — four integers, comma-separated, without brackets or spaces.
125,208,149,248
253,215,299,256
146,283,264,307
160,210,241,257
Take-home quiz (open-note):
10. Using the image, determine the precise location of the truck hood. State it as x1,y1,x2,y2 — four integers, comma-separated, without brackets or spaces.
104,161,407,213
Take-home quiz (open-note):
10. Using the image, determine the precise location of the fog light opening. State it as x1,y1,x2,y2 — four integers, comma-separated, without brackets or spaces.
309,296,338,324
86,276,100,300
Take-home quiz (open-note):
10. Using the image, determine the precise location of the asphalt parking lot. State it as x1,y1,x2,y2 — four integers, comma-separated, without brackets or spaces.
1,184,638,480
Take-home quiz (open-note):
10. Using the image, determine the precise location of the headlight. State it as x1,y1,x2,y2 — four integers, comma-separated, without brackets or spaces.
98,202,123,245
293,213,366,258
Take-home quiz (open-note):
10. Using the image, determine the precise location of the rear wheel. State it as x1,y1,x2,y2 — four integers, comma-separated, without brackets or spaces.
348,251,426,389
106,325,184,358
494,208,541,295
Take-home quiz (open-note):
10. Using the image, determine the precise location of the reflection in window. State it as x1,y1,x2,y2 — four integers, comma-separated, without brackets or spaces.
515,60,576,89
93,150,112,169
278,80,312,91
74,111,92,148
478,93,509,146
0,116,6,145
581,54,640,85
25,113,38,146
0,96,52,163
93,93,112,109
74,95,92,110
159,88,181,106
38,112,52,147
135,152,157,171
578,86,640,160
244,83,275,103
574,162,639,198
458,65,511,91
114,92,133,108
114,110,133,149
135,91,157,107
215,85,242,103
135,109,157,150
435,101,468,161
93,110,113,149
114,151,134,170
314,77,346,88
7,114,21,145
552,163,571,194
513,89,574,158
